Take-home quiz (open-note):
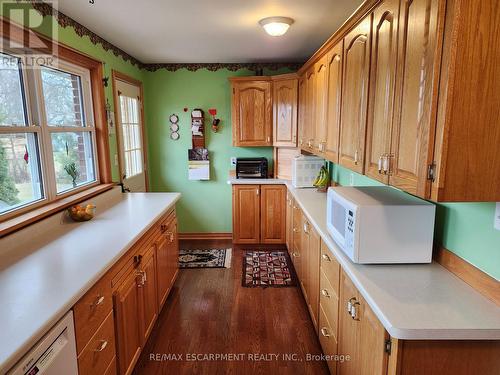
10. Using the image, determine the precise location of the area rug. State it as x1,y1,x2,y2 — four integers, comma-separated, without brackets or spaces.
179,248,232,269
242,251,296,287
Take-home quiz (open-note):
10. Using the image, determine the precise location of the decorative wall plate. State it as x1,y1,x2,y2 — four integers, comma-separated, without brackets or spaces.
170,132,180,140
169,114,179,124
170,123,179,132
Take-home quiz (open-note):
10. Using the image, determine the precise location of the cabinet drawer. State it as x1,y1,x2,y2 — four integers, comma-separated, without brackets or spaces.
74,273,113,354
111,242,155,289
319,305,338,375
104,357,117,375
78,311,116,375
320,247,340,292
320,269,339,341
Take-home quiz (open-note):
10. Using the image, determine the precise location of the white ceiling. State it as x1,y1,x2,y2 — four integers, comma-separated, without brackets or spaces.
57,0,363,64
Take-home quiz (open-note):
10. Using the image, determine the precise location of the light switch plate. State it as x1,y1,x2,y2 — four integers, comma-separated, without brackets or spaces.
495,203,500,230
230,157,237,167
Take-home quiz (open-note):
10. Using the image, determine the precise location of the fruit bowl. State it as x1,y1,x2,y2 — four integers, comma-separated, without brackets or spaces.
68,204,96,222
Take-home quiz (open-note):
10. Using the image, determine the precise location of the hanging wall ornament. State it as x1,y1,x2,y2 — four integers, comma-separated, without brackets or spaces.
169,114,180,141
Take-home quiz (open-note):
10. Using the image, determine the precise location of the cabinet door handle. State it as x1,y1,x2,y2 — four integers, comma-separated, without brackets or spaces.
321,253,331,262
91,295,105,308
378,156,383,173
321,289,331,298
94,340,108,352
351,301,360,320
267,136,271,143
303,222,309,234
256,188,260,196
354,150,359,165
347,297,356,314
383,155,389,174
160,224,168,233
320,328,331,337
293,228,299,233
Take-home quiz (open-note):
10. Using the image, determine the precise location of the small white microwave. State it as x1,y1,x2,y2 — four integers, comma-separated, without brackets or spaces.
326,186,435,264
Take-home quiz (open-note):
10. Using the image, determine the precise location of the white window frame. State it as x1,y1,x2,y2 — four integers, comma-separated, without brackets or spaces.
0,52,100,219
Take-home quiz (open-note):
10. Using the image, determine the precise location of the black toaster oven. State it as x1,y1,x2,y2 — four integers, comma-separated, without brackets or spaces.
236,157,268,179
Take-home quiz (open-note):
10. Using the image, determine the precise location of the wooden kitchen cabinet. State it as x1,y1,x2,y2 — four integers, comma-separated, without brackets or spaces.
156,214,179,311
291,201,303,279
324,40,343,164
273,75,298,147
364,0,399,183
301,66,316,152
285,192,294,252
314,55,329,154
230,77,272,146
298,75,307,149
260,185,287,244
307,223,321,329
339,16,371,174
114,268,142,375
138,248,158,345
232,184,286,244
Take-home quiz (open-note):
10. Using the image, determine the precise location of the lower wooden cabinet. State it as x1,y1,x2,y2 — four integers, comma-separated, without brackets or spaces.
232,184,286,244
138,248,158,345
156,214,179,311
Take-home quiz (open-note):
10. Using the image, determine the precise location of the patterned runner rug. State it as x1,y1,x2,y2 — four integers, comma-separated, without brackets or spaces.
179,248,232,268
242,250,296,287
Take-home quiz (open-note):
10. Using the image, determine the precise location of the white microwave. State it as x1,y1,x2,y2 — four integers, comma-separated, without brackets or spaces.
326,186,435,264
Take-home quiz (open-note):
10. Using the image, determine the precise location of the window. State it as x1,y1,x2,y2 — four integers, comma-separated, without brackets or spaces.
119,95,143,178
0,53,98,217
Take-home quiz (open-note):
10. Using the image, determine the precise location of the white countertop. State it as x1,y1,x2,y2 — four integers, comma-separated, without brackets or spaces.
230,178,500,340
0,191,180,373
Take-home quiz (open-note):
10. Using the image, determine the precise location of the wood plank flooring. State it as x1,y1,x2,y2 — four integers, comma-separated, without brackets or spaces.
133,240,329,375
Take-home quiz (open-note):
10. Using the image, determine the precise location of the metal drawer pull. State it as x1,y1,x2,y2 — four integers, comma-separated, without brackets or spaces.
320,328,331,337
91,295,105,308
321,254,331,262
347,297,356,314
351,301,360,320
378,156,383,173
321,289,331,298
94,340,108,352
293,228,299,233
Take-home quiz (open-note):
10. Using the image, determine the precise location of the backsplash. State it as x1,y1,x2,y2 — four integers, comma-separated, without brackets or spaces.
330,163,500,280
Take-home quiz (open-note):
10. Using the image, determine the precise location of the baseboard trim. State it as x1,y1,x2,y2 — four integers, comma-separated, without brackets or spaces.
434,246,500,306
179,232,232,240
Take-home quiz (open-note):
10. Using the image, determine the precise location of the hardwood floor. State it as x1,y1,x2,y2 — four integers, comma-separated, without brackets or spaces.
134,240,329,375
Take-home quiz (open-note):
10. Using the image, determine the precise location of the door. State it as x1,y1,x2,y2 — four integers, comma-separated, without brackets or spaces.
390,0,442,198
305,68,316,151
298,75,307,148
114,76,147,192
232,81,272,146
339,16,371,174
114,269,141,375
232,185,260,244
260,185,287,244
365,0,399,183
138,249,158,345
324,40,344,163
273,78,298,147
315,56,329,154
308,225,321,329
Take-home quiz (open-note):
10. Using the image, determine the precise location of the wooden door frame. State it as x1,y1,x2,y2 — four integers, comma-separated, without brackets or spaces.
111,70,149,191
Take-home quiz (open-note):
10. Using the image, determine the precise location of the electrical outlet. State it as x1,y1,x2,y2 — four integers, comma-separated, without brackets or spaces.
230,157,237,167
495,203,500,231
349,173,354,186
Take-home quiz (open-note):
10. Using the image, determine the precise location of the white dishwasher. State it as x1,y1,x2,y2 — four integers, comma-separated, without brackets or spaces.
8,311,78,375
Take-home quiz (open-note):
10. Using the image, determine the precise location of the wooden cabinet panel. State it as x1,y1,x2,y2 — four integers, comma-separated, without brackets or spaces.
314,56,329,154
156,235,170,310
114,269,141,375
260,185,287,244
232,185,260,244
231,79,272,146
365,0,399,183
320,270,339,341
339,16,371,174
273,77,298,147
167,219,179,288
338,271,360,375
390,0,442,197
103,357,117,375
319,304,339,375
304,67,316,151
307,225,321,329
77,311,116,375
320,247,341,294
285,192,293,252
291,202,303,279
324,40,343,163
300,216,310,300
74,272,112,355
138,249,158,345
298,75,307,149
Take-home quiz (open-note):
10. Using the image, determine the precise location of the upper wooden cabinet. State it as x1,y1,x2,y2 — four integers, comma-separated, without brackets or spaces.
324,40,344,164
298,75,307,149
314,56,329,154
272,75,298,147
339,16,371,174
303,67,317,152
230,77,272,146
364,0,399,184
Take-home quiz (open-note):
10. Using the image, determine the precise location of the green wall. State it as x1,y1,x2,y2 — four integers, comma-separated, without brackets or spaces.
330,163,500,280
1,4,145,181
143,68,289,234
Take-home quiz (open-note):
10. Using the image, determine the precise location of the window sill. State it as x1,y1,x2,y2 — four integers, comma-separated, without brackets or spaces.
0,183,115,238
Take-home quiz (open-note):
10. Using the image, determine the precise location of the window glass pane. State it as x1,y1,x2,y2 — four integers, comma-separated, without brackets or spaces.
119,95,142,178
0,133,43,214
41,67,85,127
0,53,27,126
51,132,95,193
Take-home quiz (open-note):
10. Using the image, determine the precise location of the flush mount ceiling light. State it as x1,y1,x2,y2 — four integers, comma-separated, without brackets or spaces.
259,17,294,37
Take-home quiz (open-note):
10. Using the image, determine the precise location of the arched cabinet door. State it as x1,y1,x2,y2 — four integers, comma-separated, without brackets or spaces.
314,56,329,154
390,0,443,198
273,77,298,147
339,16,371,174
324,40,344,163
365,0,400,183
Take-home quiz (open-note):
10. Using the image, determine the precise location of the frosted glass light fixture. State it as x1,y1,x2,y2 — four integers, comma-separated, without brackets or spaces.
259,17,294,37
